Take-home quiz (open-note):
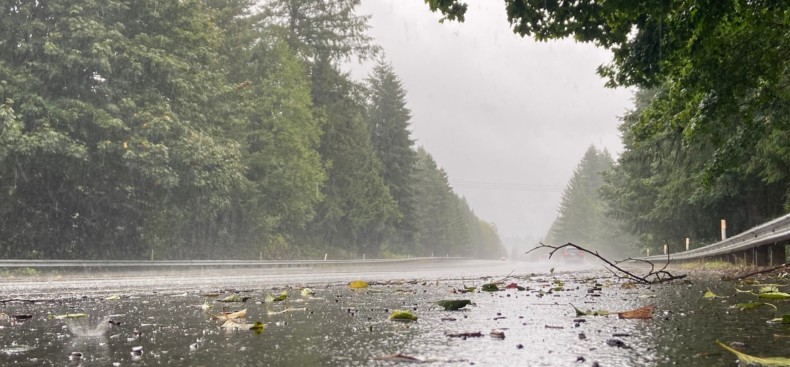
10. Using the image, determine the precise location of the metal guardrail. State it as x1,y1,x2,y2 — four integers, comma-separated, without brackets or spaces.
642,213,790,262
0,257,467,269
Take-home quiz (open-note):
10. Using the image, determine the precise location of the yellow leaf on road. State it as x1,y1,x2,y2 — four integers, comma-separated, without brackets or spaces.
349,280,369,289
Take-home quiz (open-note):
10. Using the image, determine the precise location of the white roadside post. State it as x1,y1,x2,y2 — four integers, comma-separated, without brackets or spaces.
686,238,690,251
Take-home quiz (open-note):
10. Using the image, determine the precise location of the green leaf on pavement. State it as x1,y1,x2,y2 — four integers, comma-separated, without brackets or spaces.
481,283,499,292
219,294,249,303
250,321,265,334
734,301,777,311
759,292,790,300
437,300,472,311
717,340,790,366
759,285,781,294
389,310,417,321
275,291,287,302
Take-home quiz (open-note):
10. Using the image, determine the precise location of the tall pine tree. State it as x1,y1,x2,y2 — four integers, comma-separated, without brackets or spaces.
366,59,418,252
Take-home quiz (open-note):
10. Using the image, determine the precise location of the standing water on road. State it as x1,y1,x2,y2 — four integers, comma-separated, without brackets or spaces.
1,260,789,366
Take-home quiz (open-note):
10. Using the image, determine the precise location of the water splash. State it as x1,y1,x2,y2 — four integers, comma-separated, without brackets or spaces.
65,316,109,337
1,343,34,356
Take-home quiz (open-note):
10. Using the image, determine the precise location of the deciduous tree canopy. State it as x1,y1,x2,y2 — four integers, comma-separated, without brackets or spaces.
427,0,790,251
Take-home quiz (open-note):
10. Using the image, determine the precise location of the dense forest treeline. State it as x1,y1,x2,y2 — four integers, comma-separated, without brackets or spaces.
0,0,506,260
544,146,637,258
438,1,790,254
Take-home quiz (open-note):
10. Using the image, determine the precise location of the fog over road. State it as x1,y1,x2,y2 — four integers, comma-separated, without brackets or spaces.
0,259,596,298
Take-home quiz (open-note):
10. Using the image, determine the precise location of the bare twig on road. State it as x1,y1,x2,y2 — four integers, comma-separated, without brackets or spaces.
526,242,687,284
493,270,515,284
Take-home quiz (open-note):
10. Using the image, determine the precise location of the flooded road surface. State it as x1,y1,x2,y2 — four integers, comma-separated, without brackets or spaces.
1,259,788,366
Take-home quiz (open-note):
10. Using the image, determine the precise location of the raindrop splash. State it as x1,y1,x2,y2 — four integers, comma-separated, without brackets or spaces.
65,316,109,338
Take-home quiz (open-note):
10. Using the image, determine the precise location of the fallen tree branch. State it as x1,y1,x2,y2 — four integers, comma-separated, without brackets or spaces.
731,263,790,280
525,242,687,284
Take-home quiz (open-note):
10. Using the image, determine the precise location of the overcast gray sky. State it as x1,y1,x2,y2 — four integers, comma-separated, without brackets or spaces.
352,0,633,243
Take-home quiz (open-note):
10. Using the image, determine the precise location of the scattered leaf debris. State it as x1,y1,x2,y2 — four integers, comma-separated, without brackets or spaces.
437,299,471,311
446,331,483,338
717,339,790,366
481,283,499,292
218,294,249,303
617,305,655,319
389,310,417,322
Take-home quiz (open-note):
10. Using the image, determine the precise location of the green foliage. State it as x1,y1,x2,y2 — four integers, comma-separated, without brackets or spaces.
411,148,465,256
602,89,787,253
367,60,418,252
424,0,467,22
0,0,246,259
228,40,326,258
426,1,790,247
260,0,379,62
0,0,504,260
304,61,398,256
546,146,635,256
408,148,506,259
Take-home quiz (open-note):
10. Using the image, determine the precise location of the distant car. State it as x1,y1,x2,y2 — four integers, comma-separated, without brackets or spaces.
561,246,585,261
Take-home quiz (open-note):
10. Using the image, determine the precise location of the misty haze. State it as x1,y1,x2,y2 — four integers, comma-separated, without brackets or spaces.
1,1,789,365
0,0,645,261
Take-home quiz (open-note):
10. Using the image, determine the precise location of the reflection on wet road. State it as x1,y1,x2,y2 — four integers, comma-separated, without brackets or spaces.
0,259,782,366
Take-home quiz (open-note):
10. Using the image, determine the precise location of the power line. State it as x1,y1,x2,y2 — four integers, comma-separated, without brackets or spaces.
448,180,564,193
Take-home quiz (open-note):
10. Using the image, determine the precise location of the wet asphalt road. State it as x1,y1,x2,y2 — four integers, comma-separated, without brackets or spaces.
0,259,783,366
0,259,586,298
